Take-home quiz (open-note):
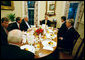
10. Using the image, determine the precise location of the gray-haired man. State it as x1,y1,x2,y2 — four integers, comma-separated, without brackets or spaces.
20,16,31,31
58,19,80,53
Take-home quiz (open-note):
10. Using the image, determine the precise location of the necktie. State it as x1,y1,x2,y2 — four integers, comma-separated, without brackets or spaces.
6,30,8,34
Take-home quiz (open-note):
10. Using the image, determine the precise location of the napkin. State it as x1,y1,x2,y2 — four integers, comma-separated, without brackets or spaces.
46,33,51,38
43,46,54,51
20,45,35,53
44,29,46,34
48,29,53,33
42,24,45,29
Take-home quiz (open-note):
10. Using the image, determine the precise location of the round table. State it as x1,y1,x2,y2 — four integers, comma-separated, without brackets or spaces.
8,27,58,59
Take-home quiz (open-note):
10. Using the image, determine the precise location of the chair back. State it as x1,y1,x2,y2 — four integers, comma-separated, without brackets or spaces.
72,37,84,59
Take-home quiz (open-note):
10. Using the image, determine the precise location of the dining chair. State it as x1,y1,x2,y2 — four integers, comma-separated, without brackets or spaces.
59,37,84,59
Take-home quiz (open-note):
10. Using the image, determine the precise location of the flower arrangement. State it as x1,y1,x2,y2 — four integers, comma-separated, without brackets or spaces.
35,27,43,35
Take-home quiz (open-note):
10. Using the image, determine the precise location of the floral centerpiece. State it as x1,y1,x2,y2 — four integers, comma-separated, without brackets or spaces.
35,27,43,35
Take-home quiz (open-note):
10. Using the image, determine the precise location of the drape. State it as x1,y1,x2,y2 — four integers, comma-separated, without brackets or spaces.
76,1,84,29
24,1,28,17
34,1,38,27
77,2,84,23
64,1,70,19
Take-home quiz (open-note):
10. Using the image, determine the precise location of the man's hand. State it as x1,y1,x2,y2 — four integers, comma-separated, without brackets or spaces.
59,37,63,40
22,30,25,32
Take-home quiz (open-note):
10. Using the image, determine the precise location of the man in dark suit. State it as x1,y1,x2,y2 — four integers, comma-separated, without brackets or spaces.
57,16,68,39
1,17,9,34
1,25,8,46
1,25,34,59
58,19,80,52
1,17,9,45
20,16,31,31
7,17,22,32
41,15,51,27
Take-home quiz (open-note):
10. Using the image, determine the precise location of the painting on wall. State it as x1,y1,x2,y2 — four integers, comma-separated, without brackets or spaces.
1,1,14,10
45,1,56,16
49,4,55,11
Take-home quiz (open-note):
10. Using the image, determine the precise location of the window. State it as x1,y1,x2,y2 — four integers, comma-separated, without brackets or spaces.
68,3,79,21
28,1,35,25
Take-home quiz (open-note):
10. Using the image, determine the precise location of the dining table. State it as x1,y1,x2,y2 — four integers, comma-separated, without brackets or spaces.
8,24,58,59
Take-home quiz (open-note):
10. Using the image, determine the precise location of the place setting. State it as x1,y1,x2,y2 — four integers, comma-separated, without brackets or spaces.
18,24,57,58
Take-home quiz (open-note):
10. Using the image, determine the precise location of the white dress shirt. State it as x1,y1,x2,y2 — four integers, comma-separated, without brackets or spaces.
25,21,30,28
62,21,65,25
3,27,7,34
45,20,47,24
68,26,72,30
16,22,20,28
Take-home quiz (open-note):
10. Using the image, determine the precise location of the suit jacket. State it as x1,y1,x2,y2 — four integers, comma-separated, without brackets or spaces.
1,45,34,59
41,20,51,27
57,21,68,38
1,25,34,59
20,20,31,31
1,25,8,46
7,22,19,32
58,27,80,51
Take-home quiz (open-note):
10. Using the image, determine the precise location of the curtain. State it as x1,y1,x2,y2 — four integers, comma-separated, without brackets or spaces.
34,1,38,27
76,1,84,29
64,1,70,19
24,1,28,17
77,2,84,23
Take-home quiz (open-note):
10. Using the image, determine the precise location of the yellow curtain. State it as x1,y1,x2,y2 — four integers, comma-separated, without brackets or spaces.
34,1,38,27
24,1,28,17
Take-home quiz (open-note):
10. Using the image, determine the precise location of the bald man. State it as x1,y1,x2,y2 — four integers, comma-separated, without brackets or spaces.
1,29,34,59
41,15,51,27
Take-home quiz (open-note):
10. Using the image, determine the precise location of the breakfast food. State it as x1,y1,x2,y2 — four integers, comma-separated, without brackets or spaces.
47,30,49,33
37,44,40,48
25,48,29,51
48,41,53,45
52,34,54,37
49,27,51,29
43,36,46,39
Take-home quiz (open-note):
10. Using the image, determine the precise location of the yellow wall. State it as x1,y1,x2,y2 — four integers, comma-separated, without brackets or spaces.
1,1,66,28
1,1,24,18
38,1,66,28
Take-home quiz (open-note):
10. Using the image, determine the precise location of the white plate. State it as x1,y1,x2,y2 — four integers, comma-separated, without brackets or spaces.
42,40,57,47
20,45,35,54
